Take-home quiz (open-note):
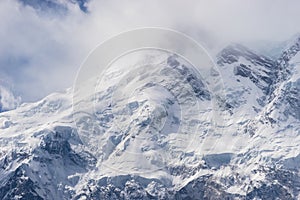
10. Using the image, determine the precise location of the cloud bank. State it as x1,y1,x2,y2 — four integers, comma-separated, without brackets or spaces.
1,0,300,102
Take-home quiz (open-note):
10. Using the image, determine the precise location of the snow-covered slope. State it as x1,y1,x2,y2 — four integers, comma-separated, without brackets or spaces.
0,38,299,199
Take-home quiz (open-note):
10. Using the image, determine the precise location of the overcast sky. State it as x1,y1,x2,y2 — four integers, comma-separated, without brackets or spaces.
1,0,300,103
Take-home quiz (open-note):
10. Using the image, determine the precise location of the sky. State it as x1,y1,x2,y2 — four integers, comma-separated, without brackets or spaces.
1,0,300,104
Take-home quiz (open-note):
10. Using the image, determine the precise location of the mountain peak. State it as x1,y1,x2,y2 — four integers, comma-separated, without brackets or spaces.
217,43,275,69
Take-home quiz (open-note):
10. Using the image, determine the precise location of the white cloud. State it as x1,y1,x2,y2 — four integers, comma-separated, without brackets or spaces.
0,84,21,112
0,0,300,102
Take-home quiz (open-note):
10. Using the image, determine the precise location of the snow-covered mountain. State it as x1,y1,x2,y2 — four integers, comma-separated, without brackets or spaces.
0,37,299,199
